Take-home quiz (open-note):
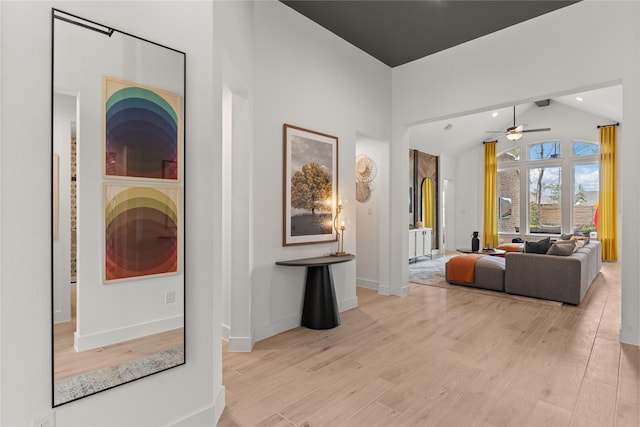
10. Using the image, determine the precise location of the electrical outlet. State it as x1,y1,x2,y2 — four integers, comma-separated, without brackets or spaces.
165,290,176,304
32,413,55,427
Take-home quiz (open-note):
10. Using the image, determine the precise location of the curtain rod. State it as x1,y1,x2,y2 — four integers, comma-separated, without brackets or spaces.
597,122,620,129
482,140,498,145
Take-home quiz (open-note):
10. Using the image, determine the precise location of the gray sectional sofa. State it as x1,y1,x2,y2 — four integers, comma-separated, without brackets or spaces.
445,240,602,305
504,240,601,305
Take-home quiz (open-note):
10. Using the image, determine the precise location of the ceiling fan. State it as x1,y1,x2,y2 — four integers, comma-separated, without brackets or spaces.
486,105,551,141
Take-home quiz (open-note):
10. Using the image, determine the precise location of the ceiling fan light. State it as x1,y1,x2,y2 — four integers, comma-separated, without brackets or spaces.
506,132,523,141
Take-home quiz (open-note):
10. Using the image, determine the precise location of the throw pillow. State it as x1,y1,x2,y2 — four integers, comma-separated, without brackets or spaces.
560,233,574,240
547,242,575,256
570,235,589,245
573,231,590,243
554,239,578,252
524,236,551,254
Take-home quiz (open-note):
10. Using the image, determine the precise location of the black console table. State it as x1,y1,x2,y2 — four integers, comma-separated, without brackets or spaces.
276,254,355,330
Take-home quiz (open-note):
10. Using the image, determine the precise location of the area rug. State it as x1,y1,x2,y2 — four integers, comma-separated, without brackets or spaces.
54,346,184,405
408,255,453,285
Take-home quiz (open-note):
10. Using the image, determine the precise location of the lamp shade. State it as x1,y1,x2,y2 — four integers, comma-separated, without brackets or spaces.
506,131,523,141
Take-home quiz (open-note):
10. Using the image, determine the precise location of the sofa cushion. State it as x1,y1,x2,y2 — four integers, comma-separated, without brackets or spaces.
547,241,575,256
554,239,579,252
524,236,551,254
571,234,590,245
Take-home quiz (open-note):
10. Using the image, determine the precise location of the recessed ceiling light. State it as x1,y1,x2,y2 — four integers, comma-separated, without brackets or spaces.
576,97,584,102
492,112,499,118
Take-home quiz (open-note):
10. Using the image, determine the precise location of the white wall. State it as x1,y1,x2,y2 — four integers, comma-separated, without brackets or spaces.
250,1,391,342
217,0,255,351
392,1,640,345
1,1,224,426
355,136,388,290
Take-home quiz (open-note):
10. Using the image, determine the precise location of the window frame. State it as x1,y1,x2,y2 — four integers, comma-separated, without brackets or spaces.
496,139,600,238
571,145,600,234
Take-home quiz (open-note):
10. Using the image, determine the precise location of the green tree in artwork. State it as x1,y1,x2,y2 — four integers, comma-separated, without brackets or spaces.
291,162,332,214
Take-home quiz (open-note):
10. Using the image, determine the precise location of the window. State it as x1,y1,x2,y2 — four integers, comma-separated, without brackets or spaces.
574,163,599,233
497,140,599,236
529,141,561,160
573,141,600,156
529,167,561,233
497,168,520,233
497,147,520,164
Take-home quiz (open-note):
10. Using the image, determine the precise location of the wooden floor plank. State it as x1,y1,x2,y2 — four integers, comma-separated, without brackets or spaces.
219,262,633,427
570,377,617,427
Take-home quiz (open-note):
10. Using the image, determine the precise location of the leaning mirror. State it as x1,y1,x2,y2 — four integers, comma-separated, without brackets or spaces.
52,9,185,406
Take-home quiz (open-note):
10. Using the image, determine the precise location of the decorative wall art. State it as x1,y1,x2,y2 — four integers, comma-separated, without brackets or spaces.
283,124,338,246
104,184,180,282
104,77,182,181
355,154,377,203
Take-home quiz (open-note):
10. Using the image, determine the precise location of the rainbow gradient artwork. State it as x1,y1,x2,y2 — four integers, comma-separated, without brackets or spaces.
104,184,179,282
105,78,181,180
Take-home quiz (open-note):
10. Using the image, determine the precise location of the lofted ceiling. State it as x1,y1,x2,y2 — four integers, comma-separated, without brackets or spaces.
281,0,580,68
410,85,623,157
281,1,620,157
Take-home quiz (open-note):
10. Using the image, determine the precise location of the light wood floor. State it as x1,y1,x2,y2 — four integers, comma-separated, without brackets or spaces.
53,287,184,381
218,262,639,427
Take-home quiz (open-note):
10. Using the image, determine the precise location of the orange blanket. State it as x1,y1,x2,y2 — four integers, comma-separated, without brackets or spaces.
447,254,486,283
497,243,523,252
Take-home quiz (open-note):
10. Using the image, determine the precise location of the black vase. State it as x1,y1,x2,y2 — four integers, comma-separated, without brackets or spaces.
471,231,480,252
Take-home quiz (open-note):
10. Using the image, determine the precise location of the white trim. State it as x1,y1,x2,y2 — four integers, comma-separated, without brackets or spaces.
253,314,299,344
378,284,391,295
221,322,230,340
356,278,378,290
228,335,253,352
74,315,183,352
168,385,225,427
619,327,640,347
338,296,358,312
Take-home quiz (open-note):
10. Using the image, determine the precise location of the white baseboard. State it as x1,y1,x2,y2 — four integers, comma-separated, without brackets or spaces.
74,315,183,352
252,295,358,345
221,322,230,340
356,278,378,290
253,313,300,344
339,296,358,312
228,335,254,352
619,326,640,346
378,284,391,295
169,385,225,427
400,284,410,296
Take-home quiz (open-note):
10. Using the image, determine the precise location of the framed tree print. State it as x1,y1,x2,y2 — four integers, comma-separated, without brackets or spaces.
283,124,338,246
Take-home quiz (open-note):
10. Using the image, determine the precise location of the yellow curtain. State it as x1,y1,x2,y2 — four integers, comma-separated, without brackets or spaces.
422,178,434,228
599,126,618,261
483,141,498,248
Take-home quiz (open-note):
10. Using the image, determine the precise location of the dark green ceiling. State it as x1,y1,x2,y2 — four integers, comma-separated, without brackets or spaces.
281,1,580,67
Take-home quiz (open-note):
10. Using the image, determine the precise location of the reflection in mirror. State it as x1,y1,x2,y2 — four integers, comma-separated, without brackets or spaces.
409,149,438,250
52,9,185,407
